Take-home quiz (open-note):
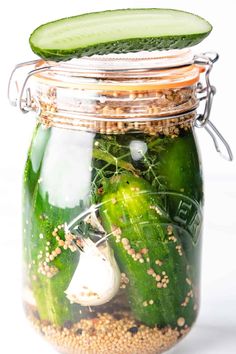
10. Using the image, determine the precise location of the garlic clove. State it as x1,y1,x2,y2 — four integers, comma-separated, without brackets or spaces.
65,239,120,306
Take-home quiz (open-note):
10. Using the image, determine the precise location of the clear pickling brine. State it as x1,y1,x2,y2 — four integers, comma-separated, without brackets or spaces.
8,49,231,354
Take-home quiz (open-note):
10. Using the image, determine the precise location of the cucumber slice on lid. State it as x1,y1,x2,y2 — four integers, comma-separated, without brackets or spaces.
29,8,212,62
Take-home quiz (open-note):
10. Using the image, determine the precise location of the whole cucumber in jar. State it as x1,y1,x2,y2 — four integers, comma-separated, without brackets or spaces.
23,124,82,326
154,132,203,286
99,173,198,328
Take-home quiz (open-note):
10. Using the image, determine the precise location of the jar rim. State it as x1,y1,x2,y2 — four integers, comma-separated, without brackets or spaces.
46,48,194,73
33,48,201,83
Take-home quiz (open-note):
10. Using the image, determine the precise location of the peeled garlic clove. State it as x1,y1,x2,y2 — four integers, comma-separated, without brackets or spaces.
65,239,120,306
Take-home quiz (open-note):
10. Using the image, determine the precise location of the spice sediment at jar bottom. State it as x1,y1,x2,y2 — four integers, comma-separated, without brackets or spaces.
25,305,190,354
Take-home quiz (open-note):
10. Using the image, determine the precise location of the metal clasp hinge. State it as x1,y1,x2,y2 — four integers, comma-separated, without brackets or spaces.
194,52,233,161
8,60,53,114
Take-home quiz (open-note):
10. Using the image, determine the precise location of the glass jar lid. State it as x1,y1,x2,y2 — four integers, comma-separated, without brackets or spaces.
34,48,201,86
8,49,233,160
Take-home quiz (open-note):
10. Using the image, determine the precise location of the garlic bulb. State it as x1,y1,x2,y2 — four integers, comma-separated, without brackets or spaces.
65,238,121,306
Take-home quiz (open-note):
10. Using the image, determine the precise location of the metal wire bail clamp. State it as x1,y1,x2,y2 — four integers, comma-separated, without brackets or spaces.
194,52,233,161
8,60,55,115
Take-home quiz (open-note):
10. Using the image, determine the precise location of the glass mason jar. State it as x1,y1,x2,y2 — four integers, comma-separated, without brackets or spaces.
8,49,232,354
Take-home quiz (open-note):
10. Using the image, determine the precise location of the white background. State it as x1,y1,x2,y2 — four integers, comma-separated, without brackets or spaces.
0,0,236,353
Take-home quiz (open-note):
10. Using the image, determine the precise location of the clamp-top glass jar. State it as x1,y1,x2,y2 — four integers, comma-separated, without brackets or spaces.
8,49,232,354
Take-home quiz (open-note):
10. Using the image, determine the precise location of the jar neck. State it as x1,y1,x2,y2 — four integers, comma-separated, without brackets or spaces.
9,49,201,135
37,85,196,136
33,50,199,134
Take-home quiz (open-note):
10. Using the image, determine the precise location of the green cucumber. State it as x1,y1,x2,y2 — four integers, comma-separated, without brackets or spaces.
23,125,82,326
157,132,203,209
100,173,197,328
147,132,203,289
156,132,203,277
29,8,212,61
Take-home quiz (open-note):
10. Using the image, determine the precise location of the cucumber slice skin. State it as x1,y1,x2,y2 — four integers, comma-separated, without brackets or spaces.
29,8,212,61
100,174,197,328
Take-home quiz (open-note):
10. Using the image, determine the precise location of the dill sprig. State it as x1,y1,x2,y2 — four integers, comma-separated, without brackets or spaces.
90,134,169,203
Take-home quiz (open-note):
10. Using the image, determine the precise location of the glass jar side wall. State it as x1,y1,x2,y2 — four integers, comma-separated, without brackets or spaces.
22,122,203,354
